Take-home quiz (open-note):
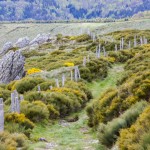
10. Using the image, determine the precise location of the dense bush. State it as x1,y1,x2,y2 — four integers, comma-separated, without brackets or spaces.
0,131,28,150
98,101,147,147
80,58,110,81
11,77,45,94
109,49,134,62
87,88,118,127
87,45,150,128
47,104,60,119
75,34,91,42
21,101,49,122
118,105,150,150
24,91,45,102
5,113,35,136
0,88,11,102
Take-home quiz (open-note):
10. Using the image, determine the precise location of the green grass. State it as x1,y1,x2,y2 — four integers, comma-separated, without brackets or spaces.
87,64,124,99
28,64,124,150
29,110,98,150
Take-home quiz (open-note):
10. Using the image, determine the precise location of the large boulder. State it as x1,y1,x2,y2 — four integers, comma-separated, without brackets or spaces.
30,33,50,45
0,50,25,84
15,37,30,48
0,42,13,57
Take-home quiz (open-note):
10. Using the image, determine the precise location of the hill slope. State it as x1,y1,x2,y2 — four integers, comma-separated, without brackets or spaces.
0,0,150,21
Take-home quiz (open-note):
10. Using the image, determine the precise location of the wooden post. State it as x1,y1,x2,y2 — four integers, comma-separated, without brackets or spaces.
11,92,15,112
120,39,122,50
122,38,124,50
77,66,81,80
103,46,106,57
97,44,101,58
128,41,131,49
0,98,4,132
55,79,59,88
71,70,73,81
140,36,143,46
62,74,65,87
115,44,118,52
134,35,137,47
83,57,86,66
20,95,24,101
49,86,53,90
74,67,78,82
15,97,20,113
38,85,41,92
143,37,148,44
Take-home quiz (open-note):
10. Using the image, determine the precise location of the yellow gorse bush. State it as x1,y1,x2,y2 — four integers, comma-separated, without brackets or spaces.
64,62,75,67
27,68,42,75
50,87,82,97
5,113,35,129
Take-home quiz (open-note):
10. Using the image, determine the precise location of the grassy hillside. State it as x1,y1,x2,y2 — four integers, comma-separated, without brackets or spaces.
0,19,150,49
0,29,150,149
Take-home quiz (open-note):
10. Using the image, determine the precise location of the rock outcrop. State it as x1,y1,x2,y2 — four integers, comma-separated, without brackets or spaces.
0,42,13,57
30,33,50,45
15,37,30,48
0,50,25,84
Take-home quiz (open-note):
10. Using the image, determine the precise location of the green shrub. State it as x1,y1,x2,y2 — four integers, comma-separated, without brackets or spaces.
98,101,147,147
87,45,150,129
47,104,60,119
5,113,34,137
45,92,75,117
75,34,91,42
23,50,46,58
12,77,45,94
21,101,49,122
87,89,118,127
118,105,150,150
0,131,28,150
36,81,55,91
80,67,92,81
24,91,45,102
0,88,11,102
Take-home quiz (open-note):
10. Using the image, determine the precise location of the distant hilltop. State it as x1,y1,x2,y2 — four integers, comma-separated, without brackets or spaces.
0,0,150,21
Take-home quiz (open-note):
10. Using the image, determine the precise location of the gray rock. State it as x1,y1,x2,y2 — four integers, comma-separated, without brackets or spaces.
15,37,30,48
0,50,25,84
29,43,39,51
30,33,50,45
0,42,13,56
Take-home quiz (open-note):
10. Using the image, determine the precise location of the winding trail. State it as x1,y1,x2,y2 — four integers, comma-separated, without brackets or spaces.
29,64,124,150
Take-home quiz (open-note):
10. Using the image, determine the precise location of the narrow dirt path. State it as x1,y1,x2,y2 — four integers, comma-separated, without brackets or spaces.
29,64,124,150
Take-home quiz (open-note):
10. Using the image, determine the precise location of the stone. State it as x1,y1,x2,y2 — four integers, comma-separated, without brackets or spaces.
0,42,13,56
15,36,30,48
0,50,25,84
30,33,50,45
29,43,39,51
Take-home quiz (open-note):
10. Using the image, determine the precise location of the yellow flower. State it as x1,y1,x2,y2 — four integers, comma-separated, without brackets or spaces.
64,62,74,67
27,68,42,75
